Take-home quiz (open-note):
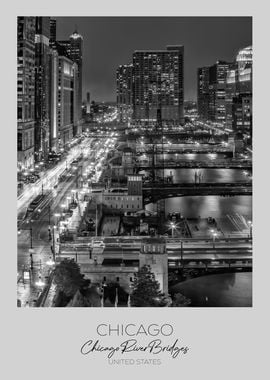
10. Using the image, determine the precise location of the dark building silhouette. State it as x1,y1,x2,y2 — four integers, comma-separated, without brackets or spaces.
197,60,230,123
197,67,210,120
208,60,230,122
116,64,133,123
49,18,56,43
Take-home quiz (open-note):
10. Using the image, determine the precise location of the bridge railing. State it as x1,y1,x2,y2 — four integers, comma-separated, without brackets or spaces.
143,181,252,188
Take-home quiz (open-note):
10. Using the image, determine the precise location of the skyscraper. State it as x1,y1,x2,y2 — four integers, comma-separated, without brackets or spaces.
17,17,36,170
49,19,56,44
197,67,210,120
132,45,184,128
116,64,133,123
226,46,252,134
57,56,78,149
208,60,230,122
34,17,50,160
58,30,83,135
69,31,83,125
48,48,59,152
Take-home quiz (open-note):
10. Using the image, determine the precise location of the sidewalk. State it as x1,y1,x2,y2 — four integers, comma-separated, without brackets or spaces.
17,267,49,307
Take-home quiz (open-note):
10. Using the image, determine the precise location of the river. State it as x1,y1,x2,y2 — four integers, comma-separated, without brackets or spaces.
146,195,252,219
171,272,252,307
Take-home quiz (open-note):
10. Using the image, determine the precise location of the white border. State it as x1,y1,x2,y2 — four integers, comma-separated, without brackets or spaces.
1,1,269,378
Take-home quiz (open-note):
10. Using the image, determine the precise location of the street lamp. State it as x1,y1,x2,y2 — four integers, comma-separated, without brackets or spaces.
46,257,55,267
210,230,217,249
36,275,45,287
71,189,76,202
54,213,60,228
247,220,252,239
170,222,176,238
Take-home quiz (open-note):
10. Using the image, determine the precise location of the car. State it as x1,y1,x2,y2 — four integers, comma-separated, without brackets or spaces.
92,240,105,248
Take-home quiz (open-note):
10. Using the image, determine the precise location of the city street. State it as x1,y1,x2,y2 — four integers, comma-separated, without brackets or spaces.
17,134,116,305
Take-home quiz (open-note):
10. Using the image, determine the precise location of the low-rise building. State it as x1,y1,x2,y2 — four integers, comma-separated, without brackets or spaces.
101,193,143,212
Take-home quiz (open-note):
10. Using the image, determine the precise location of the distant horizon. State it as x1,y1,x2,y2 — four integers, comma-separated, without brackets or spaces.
55,17,252,102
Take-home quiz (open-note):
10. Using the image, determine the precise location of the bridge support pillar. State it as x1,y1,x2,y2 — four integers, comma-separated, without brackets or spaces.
139,238,168,295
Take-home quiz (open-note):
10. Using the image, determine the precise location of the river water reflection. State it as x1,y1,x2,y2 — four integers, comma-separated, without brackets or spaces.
172,272,252,307
160,168,250,183
146,195,252,219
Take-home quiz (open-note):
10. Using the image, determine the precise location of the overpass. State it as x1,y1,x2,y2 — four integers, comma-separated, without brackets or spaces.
142,182,252,202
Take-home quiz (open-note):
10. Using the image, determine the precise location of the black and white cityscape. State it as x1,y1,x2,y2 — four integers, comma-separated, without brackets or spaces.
17,17,252,307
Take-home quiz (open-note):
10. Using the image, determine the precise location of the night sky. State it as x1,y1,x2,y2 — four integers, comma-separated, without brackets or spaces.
55,17,252,103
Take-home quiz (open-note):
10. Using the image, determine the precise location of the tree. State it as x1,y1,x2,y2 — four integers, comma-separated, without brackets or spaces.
171,293,191,307
67,289,92,307
53,259,89,298
130,265,169,307
104,283,128,305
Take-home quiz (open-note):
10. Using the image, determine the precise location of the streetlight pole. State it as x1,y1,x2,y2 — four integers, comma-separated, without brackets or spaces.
121,240,124,266
48,205,51,226
248,220,252,239
170,222,176,238
212,232,217,249
180,240,183,268
52,226,56,261
30,226,33,249
95,203,98,237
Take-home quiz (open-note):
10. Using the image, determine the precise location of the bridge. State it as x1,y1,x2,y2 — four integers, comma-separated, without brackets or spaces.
136,146,233,154
135,160,252,170
142,182,252,202
58,236,252,270
128,130,229,140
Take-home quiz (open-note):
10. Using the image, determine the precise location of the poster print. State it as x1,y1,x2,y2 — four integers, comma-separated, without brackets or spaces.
4,1,269,378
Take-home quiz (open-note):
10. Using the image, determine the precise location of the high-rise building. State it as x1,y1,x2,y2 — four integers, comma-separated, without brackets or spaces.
208,60,230,122
17,17,36,170
226,46,252,134
58,30,83,135
34,17,51,161
197,67,210,120
232,93,252,135
49,19,56,43
48,48,59,152
56,40,70,58
116,64,133,123
132,45,184,127
57,56,78,149
69,31,83,127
